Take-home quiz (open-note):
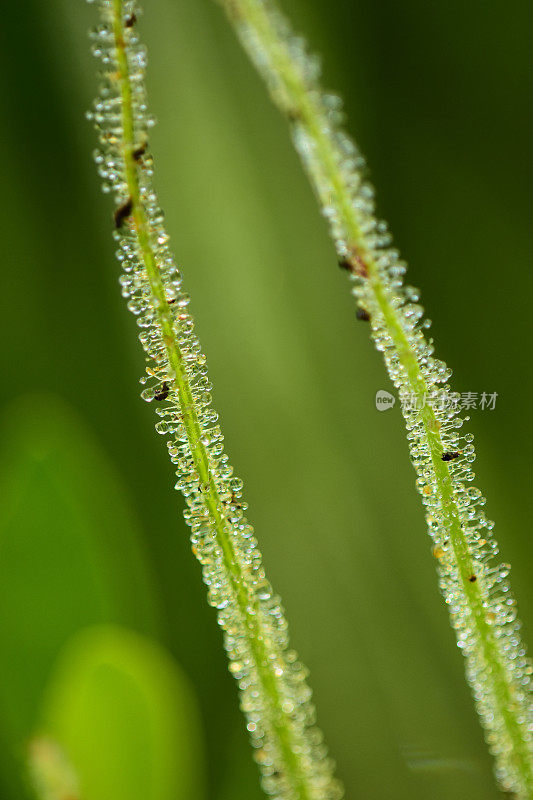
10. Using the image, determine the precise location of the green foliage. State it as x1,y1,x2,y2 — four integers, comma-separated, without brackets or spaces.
32,625,204,800
0,395,157,743
2,1,533,799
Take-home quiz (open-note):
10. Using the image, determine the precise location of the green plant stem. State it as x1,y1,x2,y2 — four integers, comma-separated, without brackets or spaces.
218,0,533,794
110,2,317,796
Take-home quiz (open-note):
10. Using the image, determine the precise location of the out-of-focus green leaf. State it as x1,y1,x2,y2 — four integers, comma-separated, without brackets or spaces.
37,625,204,800
0,395,158,742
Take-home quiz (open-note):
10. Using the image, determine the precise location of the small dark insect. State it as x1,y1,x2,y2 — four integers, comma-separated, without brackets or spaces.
356,306,371,322
223,491,242,509
125,13,137,27
167,297,176,305
154,382,169,401
230,490,243,508
441,451,460,462
114,197,133,228
468,574,477,582
338,258,353,272
132,141,148,162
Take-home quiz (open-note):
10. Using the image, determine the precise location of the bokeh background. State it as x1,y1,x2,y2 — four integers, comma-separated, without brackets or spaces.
1,0,532,798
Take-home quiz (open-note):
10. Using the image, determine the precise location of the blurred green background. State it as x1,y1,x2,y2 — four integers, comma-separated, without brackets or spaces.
1,0,532,798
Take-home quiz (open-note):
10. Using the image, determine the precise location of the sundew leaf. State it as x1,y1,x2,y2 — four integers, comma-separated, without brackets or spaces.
35,625,205,800
0,394,158,742
215,0,533,796
86,4,343,797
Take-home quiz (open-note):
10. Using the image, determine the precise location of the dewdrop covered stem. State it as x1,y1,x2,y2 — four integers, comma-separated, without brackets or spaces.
86,1,343,798
216,0,533,795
